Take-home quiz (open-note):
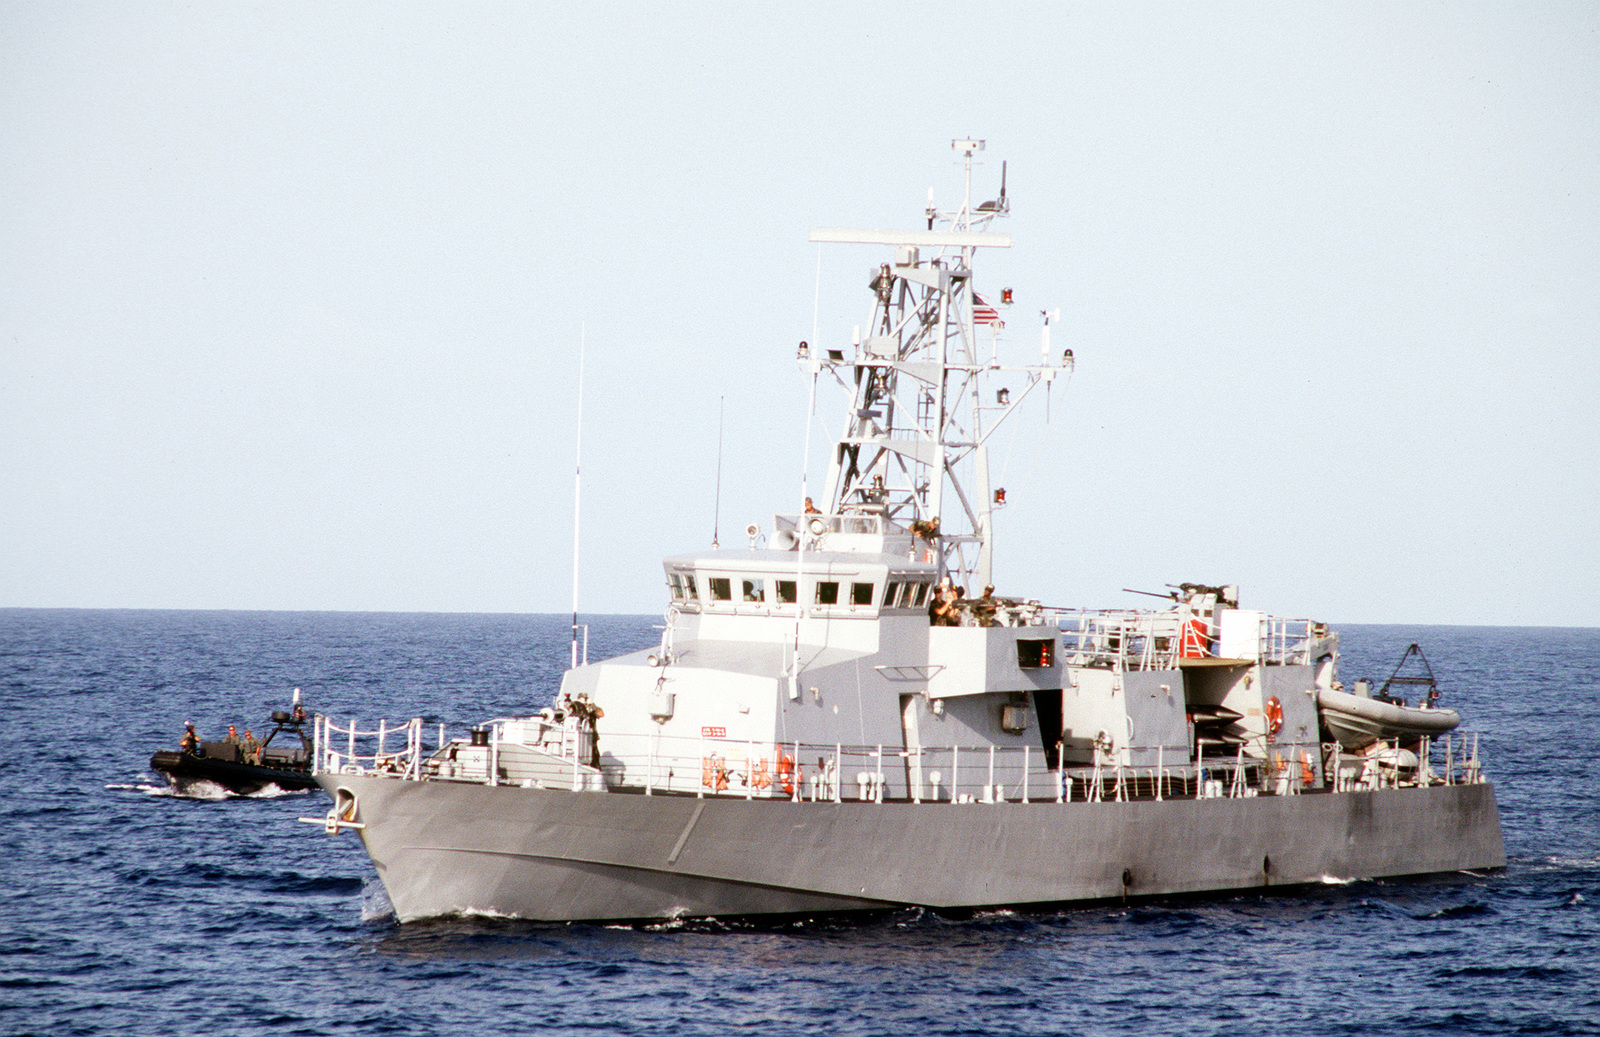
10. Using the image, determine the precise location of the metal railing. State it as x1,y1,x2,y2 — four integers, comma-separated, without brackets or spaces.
310,715,1489,803
313,715,426,780
1055,609,1328,670
1326,731,1484,792
1057,608,1186,670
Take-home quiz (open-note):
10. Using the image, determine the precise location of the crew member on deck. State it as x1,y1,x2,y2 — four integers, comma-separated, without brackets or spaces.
804,497,821,514
241,729,260,765
975,584,999,627
180,723,199,754
930,579,959,626
566,692,605,769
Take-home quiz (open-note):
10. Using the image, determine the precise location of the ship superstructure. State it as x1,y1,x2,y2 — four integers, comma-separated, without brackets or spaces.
303,142,1504,924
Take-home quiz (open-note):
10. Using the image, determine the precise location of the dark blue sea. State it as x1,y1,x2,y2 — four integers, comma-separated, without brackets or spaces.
1,611,1595,1037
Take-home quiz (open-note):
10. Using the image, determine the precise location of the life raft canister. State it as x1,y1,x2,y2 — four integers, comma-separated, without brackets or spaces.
1264,696,1284,737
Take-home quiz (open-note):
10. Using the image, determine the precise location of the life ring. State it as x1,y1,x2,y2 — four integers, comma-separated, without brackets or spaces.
1264,696,1284,737
776,752,796,796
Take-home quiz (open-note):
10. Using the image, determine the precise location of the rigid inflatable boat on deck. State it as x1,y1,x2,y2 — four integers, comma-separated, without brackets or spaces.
1317,643,1462,751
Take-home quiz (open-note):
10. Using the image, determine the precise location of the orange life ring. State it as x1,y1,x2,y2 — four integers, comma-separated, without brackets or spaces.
1264,696,1284,737
776,751,796,796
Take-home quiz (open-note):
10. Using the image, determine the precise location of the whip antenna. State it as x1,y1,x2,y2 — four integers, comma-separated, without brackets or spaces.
570,325,586,670
712,396,724,547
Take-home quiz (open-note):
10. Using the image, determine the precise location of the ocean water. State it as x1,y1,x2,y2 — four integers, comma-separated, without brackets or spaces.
1,609,1596,1037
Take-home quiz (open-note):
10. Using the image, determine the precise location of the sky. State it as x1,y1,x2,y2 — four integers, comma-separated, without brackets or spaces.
2,2,1596,626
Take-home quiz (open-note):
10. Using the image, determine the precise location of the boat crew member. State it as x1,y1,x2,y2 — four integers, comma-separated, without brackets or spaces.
930,579,959,626
180,723,199,755
566,692,605,769
224,725,240,747
975,585,999,627
241,729,260,765
804,497,821,514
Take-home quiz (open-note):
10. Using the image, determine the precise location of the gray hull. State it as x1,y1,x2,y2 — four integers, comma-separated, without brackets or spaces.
323,775,1506,923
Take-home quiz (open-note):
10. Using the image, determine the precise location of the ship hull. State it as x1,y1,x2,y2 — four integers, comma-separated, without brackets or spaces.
321,775,1505,923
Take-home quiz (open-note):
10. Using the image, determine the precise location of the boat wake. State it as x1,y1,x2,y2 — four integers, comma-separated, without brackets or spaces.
108,776,311,801
239,782,312,799
106,779,228,800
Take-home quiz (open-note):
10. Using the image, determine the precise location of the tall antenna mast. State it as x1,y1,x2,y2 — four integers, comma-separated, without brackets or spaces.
806,140,1069,590
711,396,724,547
569,326,586,670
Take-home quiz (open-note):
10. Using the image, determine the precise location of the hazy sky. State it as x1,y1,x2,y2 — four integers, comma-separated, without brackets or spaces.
3,2,1596,626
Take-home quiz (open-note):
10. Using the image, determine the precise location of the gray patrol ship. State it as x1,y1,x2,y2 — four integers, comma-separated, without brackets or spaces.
304,141,1505,923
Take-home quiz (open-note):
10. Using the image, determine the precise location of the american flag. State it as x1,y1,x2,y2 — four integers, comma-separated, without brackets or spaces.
973,293,1003,327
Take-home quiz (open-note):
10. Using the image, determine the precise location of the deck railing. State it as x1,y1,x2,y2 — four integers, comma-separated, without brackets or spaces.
1055,609,1328,670
311,715,1487,803
313,715,426,780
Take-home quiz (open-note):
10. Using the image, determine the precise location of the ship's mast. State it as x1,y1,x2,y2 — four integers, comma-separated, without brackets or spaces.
807,140,1070,591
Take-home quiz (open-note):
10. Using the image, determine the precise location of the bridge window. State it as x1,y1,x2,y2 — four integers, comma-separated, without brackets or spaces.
815,581,839,605
777,580,797,604
851,582,874,606
883,582,901,607
742,579,765,602
710,577,732,602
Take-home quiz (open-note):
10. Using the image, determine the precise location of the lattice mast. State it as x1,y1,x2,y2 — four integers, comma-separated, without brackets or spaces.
807,140,1070,591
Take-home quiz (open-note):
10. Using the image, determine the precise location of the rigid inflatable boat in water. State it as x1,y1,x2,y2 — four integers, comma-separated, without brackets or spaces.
153,694,316,796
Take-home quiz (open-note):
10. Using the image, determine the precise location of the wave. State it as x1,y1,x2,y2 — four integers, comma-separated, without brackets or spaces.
119,861,367,896
361,878,396,922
